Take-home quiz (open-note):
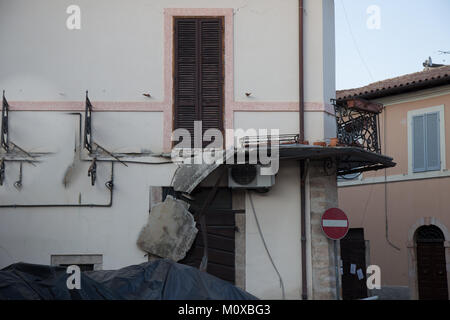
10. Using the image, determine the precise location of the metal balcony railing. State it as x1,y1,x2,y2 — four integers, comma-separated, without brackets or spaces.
332,98,382,154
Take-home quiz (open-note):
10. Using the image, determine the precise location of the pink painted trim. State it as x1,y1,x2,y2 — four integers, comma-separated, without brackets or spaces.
230,101,335,115
9,101,334,114
9,101,166,112
231,102,299,112
304,102,335,115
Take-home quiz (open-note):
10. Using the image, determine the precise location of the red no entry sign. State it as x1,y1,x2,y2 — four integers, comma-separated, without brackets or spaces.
321,208,349,240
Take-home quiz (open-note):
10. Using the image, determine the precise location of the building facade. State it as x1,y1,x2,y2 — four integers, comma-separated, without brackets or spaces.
0,0,392,300
338,65,450,300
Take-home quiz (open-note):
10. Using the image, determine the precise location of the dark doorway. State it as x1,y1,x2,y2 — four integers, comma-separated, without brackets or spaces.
163,187,235,284
416,225,448,300
340,228,368,300
173,17,224,148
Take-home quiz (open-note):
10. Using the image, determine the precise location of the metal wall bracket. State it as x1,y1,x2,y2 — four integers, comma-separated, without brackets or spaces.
83,91,127,167
0,158,5,186
1,90,9,152
88,157,97,186
84,91,93,153
0,91,43,188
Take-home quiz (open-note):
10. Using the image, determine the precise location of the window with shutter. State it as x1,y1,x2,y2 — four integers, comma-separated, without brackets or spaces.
173,18,224,148
412,111,440,172
426,112,440,171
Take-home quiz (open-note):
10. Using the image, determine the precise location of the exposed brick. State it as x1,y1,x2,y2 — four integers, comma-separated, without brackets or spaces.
308,161,340,300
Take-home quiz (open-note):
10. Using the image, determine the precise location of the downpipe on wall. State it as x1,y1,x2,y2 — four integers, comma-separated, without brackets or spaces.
299,0,308,300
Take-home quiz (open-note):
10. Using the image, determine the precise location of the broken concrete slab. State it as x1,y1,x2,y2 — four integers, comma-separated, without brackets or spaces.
137,195,198,262
172,149,234,193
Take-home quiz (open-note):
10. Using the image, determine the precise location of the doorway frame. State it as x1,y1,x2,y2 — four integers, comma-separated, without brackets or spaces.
407,217,450,300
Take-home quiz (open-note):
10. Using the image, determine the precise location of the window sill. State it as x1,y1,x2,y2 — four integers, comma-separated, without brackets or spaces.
338,169,450,187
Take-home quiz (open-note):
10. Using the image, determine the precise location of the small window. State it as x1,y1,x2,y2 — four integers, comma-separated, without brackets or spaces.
412,111,441,172
59,263,94,271
51,254,103,271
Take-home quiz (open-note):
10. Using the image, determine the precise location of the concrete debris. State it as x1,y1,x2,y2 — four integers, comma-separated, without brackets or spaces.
137,195,198,262
172,149,234,193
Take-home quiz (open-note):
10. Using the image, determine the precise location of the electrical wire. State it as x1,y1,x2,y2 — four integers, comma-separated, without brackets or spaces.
248,191,285,300
383,106,401,251
340,0,375,82
359,182,375,226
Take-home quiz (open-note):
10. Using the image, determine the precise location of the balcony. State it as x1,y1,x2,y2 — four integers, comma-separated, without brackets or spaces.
332,98,383,154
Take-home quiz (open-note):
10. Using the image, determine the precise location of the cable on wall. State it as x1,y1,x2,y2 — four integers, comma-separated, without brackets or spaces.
248,191,286,299
340,0,375,82
383,106,401,251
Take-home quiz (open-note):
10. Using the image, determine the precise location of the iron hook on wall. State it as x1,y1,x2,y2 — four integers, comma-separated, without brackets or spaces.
0,158,5,186
14,162,22,190
88,157,97,186
84,91,93,153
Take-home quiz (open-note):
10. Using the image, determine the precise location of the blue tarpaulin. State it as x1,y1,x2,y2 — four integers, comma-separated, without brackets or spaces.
0,259,256,300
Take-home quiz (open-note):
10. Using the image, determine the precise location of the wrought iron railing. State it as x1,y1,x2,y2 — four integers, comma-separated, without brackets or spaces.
332,98,382,154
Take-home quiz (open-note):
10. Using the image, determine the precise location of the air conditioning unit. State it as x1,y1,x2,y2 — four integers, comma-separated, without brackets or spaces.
228,165,275,189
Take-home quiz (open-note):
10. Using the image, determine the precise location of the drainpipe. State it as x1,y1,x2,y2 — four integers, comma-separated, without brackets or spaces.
299,0,308,300
299,0,305,144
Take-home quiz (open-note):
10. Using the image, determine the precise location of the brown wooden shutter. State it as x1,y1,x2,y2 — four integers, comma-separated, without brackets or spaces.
163,187,235,284
174,19,198,146
174,18,223,147
199,19,223,136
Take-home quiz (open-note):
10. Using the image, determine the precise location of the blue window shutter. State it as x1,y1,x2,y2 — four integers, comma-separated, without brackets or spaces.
425,112,440,171
412,115,426,172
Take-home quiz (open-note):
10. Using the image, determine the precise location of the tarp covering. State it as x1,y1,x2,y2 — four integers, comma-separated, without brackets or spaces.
0,259,256,300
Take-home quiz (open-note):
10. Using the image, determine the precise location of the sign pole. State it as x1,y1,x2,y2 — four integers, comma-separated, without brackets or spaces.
321,208,348,301
334,240,340,300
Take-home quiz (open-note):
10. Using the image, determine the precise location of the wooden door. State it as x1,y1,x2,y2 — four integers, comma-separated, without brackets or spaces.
340,228,368,300
416,226,448,300
163,187,235,284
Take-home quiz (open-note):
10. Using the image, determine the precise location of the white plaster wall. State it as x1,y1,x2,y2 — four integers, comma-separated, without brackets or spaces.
303,0,337,141
233,0,299,101
245,161,302,299
321,0,336,105
303,0,335,104
92,112,163,153
0,0,164,101
0,0,300,102
0,163,176,269
303,0,325,104
234,112,300,134
0,111,176,269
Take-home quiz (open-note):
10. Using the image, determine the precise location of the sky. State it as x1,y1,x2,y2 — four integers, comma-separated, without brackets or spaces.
335,0,450,90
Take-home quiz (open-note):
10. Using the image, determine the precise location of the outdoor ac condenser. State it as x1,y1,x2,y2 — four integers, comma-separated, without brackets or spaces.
228,165,275,189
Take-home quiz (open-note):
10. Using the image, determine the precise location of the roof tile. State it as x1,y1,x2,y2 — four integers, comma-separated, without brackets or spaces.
337,65,450,100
